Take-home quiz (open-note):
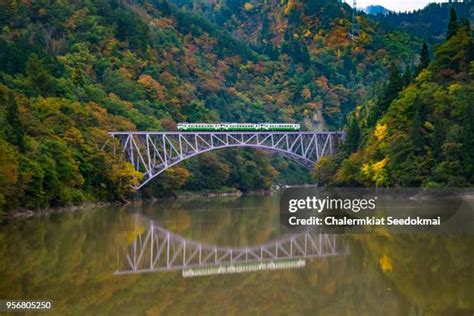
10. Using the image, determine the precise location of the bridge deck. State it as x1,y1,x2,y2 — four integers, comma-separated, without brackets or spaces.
109,131,344,135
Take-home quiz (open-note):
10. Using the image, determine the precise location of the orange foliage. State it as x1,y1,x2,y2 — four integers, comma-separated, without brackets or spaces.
160,117,176,131
137,75,166,101
85,102,135,131
202,78,221,93
159,71,175,85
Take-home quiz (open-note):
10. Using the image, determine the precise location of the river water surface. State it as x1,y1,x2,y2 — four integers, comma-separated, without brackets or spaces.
0,194,472,315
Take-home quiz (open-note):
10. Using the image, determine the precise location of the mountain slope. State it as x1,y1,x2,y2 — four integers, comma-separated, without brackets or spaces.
373,1,474,44
316,20,474,187
0,0,422,212
171,0,421,125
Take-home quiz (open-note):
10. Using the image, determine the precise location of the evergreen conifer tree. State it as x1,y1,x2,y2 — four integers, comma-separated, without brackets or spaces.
344,114,360,153
446,8,458,40
420,42,430,69
5,92,25,152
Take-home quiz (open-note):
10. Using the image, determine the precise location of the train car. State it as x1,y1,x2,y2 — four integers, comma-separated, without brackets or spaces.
177,123,300,131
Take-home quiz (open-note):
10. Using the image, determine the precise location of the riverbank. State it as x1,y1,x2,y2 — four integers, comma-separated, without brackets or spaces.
2,201,125,221
1,187,266,220
1,184,319,221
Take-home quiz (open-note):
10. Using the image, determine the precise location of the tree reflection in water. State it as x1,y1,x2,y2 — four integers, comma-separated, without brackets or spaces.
0,195,472,315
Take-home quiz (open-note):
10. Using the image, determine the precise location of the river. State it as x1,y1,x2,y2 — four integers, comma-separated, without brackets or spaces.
0,193,472,315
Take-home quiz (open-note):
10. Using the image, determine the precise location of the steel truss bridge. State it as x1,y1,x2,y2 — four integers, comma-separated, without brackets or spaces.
109,131,345,189
115,222,349,275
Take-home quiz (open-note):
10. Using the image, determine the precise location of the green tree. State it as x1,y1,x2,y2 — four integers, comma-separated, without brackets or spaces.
0,0,16,23
410,95,424,151
344,114,360,153
432,24,473,80
420,42,430,69
25,54,55,96
446,8,458,40
368,63,403,126
460,18,471,35
5,92,25,152
311,154,343,185
431,117,445,162
0,138,18,213
186,153,230,190
460,96,474,182
402,65,412,87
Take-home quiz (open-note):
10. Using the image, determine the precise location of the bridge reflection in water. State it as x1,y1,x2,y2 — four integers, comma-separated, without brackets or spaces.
115,222,350,277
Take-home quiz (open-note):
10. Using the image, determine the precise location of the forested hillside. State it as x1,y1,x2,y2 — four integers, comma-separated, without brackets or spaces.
0,0,422,213
171,0,421,124
374,1,473,45
314,11,474,187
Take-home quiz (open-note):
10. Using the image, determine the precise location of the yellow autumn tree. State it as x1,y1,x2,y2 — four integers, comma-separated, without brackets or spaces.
157,166,190,192
374,123,388,141
361,158,389,187
110,162,143,198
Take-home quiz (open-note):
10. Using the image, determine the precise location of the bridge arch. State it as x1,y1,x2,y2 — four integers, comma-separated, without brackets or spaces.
138,143,315,188
109,131,344,189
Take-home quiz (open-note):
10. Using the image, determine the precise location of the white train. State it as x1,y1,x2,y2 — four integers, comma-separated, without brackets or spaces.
177,123,300,131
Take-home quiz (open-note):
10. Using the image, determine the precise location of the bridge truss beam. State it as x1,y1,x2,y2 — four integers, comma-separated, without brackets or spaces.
109,131,345,189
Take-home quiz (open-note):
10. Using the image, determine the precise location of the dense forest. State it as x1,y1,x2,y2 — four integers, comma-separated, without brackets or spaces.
0,0,468,214
373,1,473,45
313,8,474,187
